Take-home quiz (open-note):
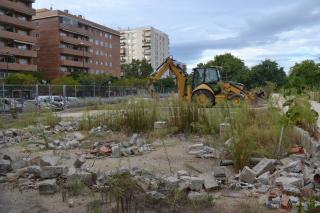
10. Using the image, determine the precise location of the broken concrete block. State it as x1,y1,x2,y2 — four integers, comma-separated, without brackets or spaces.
154,121,167,129
188,144,204,151
188,192,208,201
40,166,68,179
275,176,304,188
213,166,228,180
283,184,301,196
200,173,219,191
0,160,11,174
252,158,275,176
257,171,271,185
281,160,303,173
74,155,86,169
27,166,41,177
180,176,204,191
39,156,59,167
111,145,121,158
73,132,85,141
148,191,166,200
66,140,79,149
67,169,94,186
38,179,57,195
177,170,189,178
164,176,180,190
239,166,257,184
129,133,139,146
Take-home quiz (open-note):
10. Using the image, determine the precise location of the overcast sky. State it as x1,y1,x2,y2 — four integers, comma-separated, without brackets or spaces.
34,0,320,72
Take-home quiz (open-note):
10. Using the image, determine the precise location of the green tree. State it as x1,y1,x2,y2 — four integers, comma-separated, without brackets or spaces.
288,60,320,90
77,73,114,86
153,77,176,89
197,53,250,85
5,74,38,85
121,59,153,78
51,76,79,85
250,59,287,88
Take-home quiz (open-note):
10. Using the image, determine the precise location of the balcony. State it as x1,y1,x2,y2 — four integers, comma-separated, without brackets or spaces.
0,0,36,16
0,62,37,72
60,60,90,68
60,36,91,47
60,24,90,37
60,48,92,58
0,31,36,43
0,47,37,58
0,15,35,30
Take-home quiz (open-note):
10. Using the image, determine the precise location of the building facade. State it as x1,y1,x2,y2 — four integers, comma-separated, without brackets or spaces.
0,0,37,79
120,27,169,71
33,9,120,79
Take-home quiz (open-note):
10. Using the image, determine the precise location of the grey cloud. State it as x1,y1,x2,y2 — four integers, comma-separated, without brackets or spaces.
172,0,320,62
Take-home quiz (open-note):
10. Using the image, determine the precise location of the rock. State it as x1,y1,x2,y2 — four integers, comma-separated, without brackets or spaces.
148,191,166,200
0,160,11,174
68,199,74,208
66,140,79,149
200,173,219,191
74,155,86,169
275,176,304,188
154,121,167,129
27,166,41,177
164,176,180,190
283,184,301,196
2,153,16,162
38,179,57,195
0,176,7,183
53,140,60,146
239,166,257,184
129,133,139,146
67,168,94,186
281,160,303,173
40,166,68,179
213,166,228,181
188,192,208,201
99,146,111,155
177,170,189,178
73,132,85,141
188,144,204,151
252,158,275,176
39,156,59,167
257,171,270,185
180,176,204,191
111,145,121,158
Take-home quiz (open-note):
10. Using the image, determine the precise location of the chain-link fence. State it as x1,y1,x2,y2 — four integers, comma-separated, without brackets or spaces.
0,84,176,112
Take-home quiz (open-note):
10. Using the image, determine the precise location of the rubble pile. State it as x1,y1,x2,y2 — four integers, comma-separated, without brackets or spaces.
188,143,221,159
231,149,320,210
88,133,155,158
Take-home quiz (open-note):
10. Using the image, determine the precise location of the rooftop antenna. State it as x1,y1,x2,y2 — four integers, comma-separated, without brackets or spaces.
50,4,53,10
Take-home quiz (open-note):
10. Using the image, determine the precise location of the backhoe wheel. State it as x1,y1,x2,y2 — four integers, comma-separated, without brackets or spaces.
192,90,215,107
228,94,244,106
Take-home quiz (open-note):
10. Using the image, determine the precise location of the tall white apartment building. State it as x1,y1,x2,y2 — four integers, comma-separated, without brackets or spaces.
120,27,169,71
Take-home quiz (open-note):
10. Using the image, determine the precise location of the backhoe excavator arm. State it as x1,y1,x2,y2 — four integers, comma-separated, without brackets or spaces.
149,57,190,100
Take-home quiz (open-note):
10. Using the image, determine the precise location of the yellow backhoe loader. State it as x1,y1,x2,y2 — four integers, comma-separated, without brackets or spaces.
149,57,257,107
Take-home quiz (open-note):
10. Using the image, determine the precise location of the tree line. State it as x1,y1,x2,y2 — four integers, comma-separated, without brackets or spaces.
4,55,320,92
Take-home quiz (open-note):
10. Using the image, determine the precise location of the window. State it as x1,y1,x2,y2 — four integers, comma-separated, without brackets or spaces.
17,44,28,50
60,66,68,72
100,32,103,36
100,50,103,55
96,50,99,55
95,40,99,45
0,40,4,47
60,55,66,60
105,62,108,66
109,34,112,39
89,38,93,43
100,61,103,65
109,44,112,48
60,31,67,36
19,58,28,65
105,33,108,38
109,62,112,67
100,41,104,46
95,61,98,65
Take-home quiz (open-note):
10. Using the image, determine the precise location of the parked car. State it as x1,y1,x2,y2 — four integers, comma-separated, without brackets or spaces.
35,96,65,111
0,98,24,113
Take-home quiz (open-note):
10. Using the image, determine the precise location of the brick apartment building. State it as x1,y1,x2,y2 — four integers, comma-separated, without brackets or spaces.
0,0,37,79
33,9,120,79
